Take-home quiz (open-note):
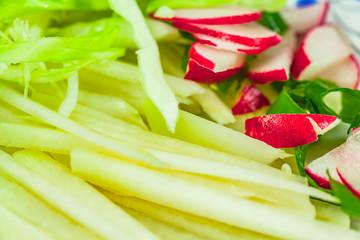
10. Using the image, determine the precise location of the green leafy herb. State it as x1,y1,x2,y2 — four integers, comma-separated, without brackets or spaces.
181,45,191,73
267,88,306,114
348,112,360,134
258,12,288,34
328,171,360,217
294,145,308,177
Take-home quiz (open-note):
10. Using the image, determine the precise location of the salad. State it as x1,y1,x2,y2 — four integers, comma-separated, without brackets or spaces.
0,0,359,239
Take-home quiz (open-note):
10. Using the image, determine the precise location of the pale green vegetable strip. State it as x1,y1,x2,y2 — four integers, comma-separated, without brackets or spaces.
56,18,182,49
0,38,123,63
0,83,162,166
58,71,79,117
77,90,147,129
0,204,52,240
108,0,179,132
192,88,235,125
0,120,334,202
0,176,100,240
84,60,205,98
72,149,360,240
145,101,290,164
104,191,278,240
311,199,350,228
124,207,205,240
0,123,99,154
147,149,337,203
0,149,160,240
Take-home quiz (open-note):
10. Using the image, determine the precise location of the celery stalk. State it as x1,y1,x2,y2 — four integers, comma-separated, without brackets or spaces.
144,101,290,164
0,149,160,240
0,83,162,167
0,176,100,240
104,191,278,240
72,149,360,240
0,205,52,240
108,0,179,132
58,71,79,117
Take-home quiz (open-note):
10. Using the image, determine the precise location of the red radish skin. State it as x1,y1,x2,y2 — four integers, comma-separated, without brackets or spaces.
232,85,270,115
248,31,296,84
173,22,282,48
316,55,360,89
193,33,266,54
281,2,329,34
337,168,360,199
185,59,242,84
305,168,332,189
189,42,246,72
305,133,360,190
152,6,262,25
291,24,353,80
245,114,339,148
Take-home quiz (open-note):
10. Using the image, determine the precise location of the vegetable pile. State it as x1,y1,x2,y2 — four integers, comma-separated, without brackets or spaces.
0,0,360,239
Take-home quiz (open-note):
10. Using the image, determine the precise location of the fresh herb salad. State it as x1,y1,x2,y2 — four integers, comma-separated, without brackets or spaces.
0,0,359,239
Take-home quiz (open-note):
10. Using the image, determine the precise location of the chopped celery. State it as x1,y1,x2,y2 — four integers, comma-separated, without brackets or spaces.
146,0,287,13
144,101,290,164
108,0,179,132
72,148,360,240
104,192,279,240
55,18,182,48
192,88,235,125
0,123,99,154
0,204,52,240
0,33,124,63
0,84,162,167
77,90,147,129
0,149,160,240
124,207,204,240
85,60,204,98
58,71,79,117
0,176,100,240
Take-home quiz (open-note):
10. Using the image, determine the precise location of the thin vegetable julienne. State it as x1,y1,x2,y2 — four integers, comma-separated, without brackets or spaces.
108,0,179,132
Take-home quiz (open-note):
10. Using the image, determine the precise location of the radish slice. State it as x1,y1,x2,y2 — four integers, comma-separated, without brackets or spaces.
281,2,329,34
152,6,262,25
193,33,266,55
306,133,360,190
245,114,340,148
337,167,360,199
316,55,360,89
185,59,243,84
173,22,282,48
291,24,353,80
189,42,246,73
232,85,270,115
248,31,296,84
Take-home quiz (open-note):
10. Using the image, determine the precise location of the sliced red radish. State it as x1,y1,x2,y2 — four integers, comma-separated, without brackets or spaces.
247,31,296,84
281,2,329,34
316,55,360,89
152,6,262,25
291,24,353,80
193,33,266,55
189,42,246,73
245,114,340,148
337,167,360,199
232,84,270,115
185,59,242,84
305,133,360,190
173,22,282,48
